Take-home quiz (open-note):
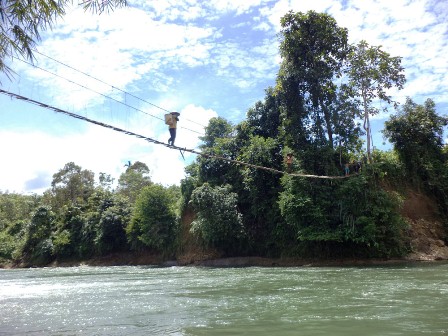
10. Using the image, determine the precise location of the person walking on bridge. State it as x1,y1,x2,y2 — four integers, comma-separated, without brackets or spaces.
166,112,180,146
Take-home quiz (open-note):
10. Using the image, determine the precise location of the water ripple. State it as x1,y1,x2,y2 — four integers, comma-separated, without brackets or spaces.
1,263,447,335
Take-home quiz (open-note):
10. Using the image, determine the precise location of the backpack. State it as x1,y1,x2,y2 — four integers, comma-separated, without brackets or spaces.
164,114,173,125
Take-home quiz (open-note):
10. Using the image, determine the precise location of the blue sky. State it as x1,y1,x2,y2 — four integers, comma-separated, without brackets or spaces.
1,0,447,194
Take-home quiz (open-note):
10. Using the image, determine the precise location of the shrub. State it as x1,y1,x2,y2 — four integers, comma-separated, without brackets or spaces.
190,183,245,253
126,184,177,253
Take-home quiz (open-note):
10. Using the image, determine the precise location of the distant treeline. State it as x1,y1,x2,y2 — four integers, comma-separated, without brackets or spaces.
1,11,448,266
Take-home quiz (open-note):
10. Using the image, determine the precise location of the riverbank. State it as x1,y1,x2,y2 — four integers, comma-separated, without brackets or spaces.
2,250,447,269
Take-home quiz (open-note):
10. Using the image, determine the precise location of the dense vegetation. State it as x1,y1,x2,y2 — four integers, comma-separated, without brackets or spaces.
1,10,447,266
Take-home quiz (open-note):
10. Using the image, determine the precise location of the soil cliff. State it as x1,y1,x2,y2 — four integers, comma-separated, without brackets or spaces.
400,189,448,261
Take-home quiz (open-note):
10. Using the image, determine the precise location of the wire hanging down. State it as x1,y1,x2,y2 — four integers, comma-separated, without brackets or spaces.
1,89,350,180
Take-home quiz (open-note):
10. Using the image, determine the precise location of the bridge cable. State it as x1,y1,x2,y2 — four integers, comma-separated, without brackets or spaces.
0,88,349,180
34,50,206,128
13,56,203,135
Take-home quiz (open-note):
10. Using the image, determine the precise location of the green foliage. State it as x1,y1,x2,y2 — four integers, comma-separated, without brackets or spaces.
190,183,245,253
245,87,282,139
370,150,406,185
197,137,242,186
98,172,115,191
116,161,152,203
0,192,40,262
93,194,131,255
50,189,132,259
126,184,177,253
54,204,88,259
50,162,95,210
52,229,71,258
21,206,56,265
199,117,234,149
180,175,198,211
384,98,448,218
384,98,447,180
346,40,406,162
195,118,243,188
0,230,16,262
0,192,40,230
334,175,407,256
279,172,408,257
279,178,335,240
238,136,285,253
278,10,350,148
1,10,443,263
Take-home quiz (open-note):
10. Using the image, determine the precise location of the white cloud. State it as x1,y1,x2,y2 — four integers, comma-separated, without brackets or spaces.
24,4,217,109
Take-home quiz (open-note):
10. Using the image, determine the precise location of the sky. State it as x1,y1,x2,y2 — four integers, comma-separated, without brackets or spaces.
0,0,447,194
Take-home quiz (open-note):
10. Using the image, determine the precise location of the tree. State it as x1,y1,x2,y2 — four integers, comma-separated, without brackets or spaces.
238,136,285,253
50,162,95,209
0,192,41,261
98,172,115,191
199,117,233,149
278,10,350,148
52,204,86,258
126,184,177,253
384,98,448,186
245,87,281,140
94,194,131,255
190,183,245,253
278,174,407,258
0,192,40,230
345,40,406,163
0,0,127,79
116,161,152,203
21,206,55,265
197,117,241,186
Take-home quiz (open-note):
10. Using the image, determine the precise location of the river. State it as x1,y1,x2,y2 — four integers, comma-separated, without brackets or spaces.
1,262,447,335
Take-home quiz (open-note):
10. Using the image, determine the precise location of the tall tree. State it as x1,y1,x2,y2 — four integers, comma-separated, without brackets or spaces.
50,162,95,208
116,161,151,203
278,10,350,148
345,40,406,163
197,117,241,186
98,172,115,191
199,117,233,149
238,136,285,253
0,0,127,79
245,87,281,140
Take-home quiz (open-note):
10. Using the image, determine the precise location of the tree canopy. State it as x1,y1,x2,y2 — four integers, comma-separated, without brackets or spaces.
345,40,406,163
278,10,350,148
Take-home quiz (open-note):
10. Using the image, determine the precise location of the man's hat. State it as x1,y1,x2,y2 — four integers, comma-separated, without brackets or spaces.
171,112,180,116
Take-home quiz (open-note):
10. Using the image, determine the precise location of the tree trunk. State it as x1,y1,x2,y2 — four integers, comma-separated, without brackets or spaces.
320,97,334,148
362,91,372,163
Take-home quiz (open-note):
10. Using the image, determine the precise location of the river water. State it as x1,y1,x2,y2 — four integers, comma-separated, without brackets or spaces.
0,263,447,335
